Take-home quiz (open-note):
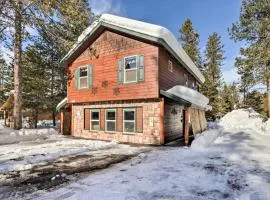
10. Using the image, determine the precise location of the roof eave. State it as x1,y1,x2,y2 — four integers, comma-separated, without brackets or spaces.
61,21,205,84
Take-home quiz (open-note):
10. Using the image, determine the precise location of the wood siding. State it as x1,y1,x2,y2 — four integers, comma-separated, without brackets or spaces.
164,99,184,142
158,47,197,91
67,30,159,103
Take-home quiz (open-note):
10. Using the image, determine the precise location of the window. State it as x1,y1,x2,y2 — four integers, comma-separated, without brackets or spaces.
123,108,136,133
79,67,88,89
168,60,173,72
124,56,137,83
192,82,195,89
184,73,188,86
105,109,116,132
90,109,100,131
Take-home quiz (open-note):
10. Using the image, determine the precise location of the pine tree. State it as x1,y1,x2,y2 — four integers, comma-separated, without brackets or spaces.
0,54,13,104
179,19,201,67
21,1,94,126
229,0,270,117
201,33,225,119
246,91,266,116
235,49,255,106
0,0,94,128
221,83,239,113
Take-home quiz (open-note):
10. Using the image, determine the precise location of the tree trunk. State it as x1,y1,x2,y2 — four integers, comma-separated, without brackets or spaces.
13,0,23,130
52,109,56,127
267,76,270,118
34,108,38,128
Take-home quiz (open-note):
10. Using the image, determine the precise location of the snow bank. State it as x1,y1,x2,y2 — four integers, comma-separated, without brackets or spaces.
192,108,270,149
0,127,59,145
220,108,270,135
191,129,222,149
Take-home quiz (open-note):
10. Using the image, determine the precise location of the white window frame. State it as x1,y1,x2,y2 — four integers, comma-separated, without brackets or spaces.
105,109,117,133
90,109,100,131
123,108,136,134
79,66,88,89
168,60,173,72
184,73,188,86
124,55,138,83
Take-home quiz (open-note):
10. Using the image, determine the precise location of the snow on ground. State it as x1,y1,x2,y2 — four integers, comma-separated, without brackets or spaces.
0,120,123,174
34,109,270,200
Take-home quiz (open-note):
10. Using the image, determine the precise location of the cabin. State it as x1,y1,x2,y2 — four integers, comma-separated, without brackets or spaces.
57,14,211,145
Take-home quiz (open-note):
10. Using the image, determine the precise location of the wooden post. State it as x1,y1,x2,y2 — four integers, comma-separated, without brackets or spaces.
184,107,190,146
159,98,165,145
4,110,7,126
60,110,64,135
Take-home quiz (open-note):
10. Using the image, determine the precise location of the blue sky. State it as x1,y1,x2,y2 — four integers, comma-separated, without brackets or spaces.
89,0,244,84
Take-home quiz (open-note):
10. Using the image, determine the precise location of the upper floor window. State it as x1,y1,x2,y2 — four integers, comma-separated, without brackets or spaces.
192,81,195,89
79,67,88,89
118,55,144,84
74,65,93,90
168,60,173,72
124,56,137,83
184,73,188,86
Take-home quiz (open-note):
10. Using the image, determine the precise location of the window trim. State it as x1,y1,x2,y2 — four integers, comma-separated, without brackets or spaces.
123,108,136,134
168,60,173,72
79,66,88,89
90,109,100,131
184,73,188,86
124,55,138,84
105,108,117,133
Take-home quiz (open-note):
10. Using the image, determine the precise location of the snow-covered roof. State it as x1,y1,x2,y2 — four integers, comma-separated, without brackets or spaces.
61,14,205,83
56,97,67,111
161,85,211,110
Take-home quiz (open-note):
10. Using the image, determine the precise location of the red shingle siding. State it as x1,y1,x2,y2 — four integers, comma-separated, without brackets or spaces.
67,30,159,103
158,47,196,91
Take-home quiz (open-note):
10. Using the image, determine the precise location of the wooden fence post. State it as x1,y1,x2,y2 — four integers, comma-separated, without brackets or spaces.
184,107,190,146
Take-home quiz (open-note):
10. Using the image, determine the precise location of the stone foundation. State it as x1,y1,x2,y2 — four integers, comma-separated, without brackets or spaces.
71,99,163,145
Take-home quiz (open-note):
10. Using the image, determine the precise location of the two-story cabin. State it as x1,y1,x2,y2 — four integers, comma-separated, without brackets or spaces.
57,14,210,145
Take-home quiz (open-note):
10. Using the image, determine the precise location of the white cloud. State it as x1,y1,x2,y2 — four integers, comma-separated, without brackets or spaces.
89,0,126,15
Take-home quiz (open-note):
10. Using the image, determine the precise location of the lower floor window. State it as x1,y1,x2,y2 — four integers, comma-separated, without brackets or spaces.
106,109,116,132
90,109,100,130
123,108,136,133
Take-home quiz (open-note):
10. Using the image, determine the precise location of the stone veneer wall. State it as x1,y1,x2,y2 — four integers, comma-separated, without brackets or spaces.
71,100,162,145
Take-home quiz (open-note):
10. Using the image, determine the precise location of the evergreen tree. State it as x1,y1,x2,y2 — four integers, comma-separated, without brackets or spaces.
201,33,225,119
0,0,94,128
235,50,255,106
221,83,240,113
229,0,270,117
0,54,13,104
21,1,94,126
246,91,266,116
179,19,201,67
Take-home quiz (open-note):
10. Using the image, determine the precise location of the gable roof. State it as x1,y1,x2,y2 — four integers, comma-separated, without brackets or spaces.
61,14,205,83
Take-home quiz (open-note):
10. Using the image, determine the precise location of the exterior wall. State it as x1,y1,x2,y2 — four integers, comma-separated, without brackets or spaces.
68,30,159,103
158,47,197,91
164,99,184,142
71,99,163,145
